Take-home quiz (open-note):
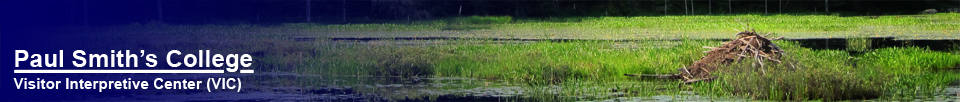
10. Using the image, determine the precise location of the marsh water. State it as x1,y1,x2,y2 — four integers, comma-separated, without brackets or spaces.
78,72,957,101
81,73,739,101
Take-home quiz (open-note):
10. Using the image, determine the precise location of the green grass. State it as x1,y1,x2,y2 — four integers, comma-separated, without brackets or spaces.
430,40,706,82
692,41,959,101
862,47,960,73
283,13,959,32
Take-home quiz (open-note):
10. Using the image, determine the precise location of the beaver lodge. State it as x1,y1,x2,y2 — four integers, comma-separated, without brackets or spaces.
626,29,789,84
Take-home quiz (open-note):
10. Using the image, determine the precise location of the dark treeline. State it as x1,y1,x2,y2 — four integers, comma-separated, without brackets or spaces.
2,0,959,26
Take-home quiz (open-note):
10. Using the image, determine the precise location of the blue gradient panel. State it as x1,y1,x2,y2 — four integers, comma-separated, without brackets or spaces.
2,1,255,101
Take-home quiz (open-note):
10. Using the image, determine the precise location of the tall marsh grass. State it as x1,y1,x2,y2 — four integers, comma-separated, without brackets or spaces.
707,41,883,100
695,41,960,101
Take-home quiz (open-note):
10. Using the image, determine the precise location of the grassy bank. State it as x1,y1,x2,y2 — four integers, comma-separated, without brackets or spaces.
294,13,960,32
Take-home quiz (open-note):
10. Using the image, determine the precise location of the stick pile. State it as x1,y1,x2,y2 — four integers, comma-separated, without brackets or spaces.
626,29,787,84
